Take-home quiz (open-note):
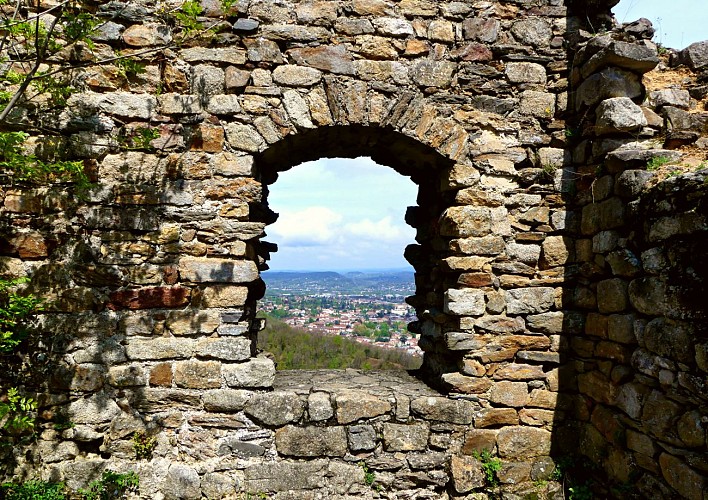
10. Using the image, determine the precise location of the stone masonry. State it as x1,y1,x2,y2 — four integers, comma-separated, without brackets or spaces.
0,0,706,498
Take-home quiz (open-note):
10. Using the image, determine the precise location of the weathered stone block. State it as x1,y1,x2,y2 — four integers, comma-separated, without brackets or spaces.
348,424,377,452
68,394,122,424
441,373,492,394
474,408,518,428
166,309,221,335
643,317,695,364
444,289,486,316
203,389,251,412
163,464,201,500
493,364,545,381
179,257,258,283
222,358,275,388
107,365,146,387
463,18,499,43
336,390,391,424
108,286,190,310
462,429,498,455
181,47,246,65
273,65,322,86
497,426,552,458
597,278,629,313
410,397,476,425
123,23,171,46
505,288,555,315
595,97,647,135
126,338,193,361
246,392,304,426
506,62,546,84
450,455,485,493
411,60,456,88
159,93,202,114
659,453,705,500
383,423,429,451
174,360,221,389
224,123,266,152
307,392,334,421
196,337,251,361
489,381,529,408
275,426,347,457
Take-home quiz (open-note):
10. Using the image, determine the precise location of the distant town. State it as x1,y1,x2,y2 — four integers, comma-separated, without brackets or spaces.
259,271,423,358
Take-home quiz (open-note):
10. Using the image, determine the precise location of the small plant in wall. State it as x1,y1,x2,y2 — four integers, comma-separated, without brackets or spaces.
133,431,157,460
472,449,503,488
78,470,139,500
646,155,671,171
0,479,66,500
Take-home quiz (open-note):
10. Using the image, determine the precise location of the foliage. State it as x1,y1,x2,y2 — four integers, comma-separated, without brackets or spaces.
132,431,157,460
358,461,376,488
120,126,160,151
473,449,503,488
115,57,147,79
0,277,41,447
0,480,66,500
646,155,671,171
78,470,139,500
0,277,41,354
52,417,75,432
0,131,89,191
174,0,205,38
258,316,420,370
0,387,36,438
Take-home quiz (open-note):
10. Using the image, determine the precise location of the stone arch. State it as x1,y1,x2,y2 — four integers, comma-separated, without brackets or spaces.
250,124,458,382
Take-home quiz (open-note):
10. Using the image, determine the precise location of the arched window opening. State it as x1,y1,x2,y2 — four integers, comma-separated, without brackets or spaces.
257,157,424,371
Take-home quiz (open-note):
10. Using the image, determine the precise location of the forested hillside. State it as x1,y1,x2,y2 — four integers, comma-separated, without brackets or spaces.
257,316,422,370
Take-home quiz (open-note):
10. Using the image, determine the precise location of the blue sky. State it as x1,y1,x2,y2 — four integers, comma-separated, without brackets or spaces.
265,3,706,272
266,158,417,271
614,0,706,49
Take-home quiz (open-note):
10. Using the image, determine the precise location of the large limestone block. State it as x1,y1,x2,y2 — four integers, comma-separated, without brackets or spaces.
273,65,323,86
410,396,476,424
246,392,305,426
497,426,552,458
179,257,258,283
202,389,251,412
174,360,222,389
677,41,708,70
451,455,485,493
440,206,492,237
275,426,347,457
222,358,275,388
444,289,486,316
382,423,429,451
595,97,647,135
506,62,547,83
505,288,555,314
335,390,391,423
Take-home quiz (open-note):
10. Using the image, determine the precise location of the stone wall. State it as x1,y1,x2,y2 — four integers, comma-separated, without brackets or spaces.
0,0,706,498
563,29,708,500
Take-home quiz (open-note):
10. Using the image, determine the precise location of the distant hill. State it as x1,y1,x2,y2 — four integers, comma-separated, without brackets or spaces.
258,316,422,370
262,270,415,295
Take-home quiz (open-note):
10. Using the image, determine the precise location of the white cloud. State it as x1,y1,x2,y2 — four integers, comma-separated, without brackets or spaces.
265,158,418,270
345,216,410,242
269,206,342,247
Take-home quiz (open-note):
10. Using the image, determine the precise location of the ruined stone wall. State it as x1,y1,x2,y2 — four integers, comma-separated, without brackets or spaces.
0,0,706,498
565,26,708,500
